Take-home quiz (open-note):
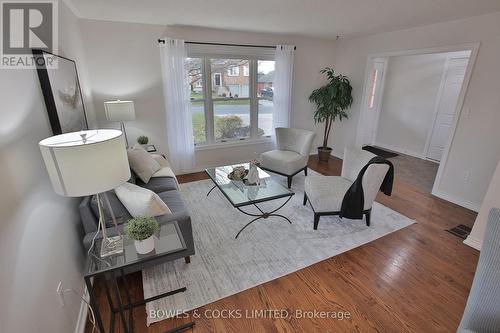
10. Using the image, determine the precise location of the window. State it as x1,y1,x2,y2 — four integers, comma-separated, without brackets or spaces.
368,69,379,109
257,60,275,137
213,73,221,86
186,57,206,144
186,56,275,145
227,65,239,76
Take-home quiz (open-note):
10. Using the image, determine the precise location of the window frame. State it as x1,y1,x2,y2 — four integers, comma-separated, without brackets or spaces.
188,52,275,148
227,65,240,76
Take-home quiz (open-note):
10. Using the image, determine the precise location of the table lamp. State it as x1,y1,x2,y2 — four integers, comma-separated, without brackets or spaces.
39,129,131,257
104,100,135,147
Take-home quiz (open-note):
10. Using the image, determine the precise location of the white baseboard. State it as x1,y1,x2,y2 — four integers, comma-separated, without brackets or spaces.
178,157,257,175
432,189,481,212
373,142,426,159
178,150,335,176
463,235,482,250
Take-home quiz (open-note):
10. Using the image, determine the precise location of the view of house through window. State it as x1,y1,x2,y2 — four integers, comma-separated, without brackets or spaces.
186,56,275,145
186,58,206,144
258,60,275,136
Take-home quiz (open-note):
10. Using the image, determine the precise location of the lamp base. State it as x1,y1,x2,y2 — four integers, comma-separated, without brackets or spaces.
100,235,124,258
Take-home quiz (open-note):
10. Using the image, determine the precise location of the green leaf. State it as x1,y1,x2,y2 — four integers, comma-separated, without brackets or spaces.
308,67,354,146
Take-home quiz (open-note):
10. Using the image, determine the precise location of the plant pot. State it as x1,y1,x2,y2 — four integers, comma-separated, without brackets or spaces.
317,146,332,162
134,236,155,254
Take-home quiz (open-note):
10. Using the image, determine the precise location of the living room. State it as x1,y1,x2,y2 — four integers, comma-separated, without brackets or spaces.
1,1,500,333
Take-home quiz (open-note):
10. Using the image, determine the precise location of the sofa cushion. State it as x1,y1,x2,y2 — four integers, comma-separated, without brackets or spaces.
261,149,308,175
115,182,171,217
155,190,190,224
90,191,132,227
127,147,161,183
305,176,353,213
136,176,178,193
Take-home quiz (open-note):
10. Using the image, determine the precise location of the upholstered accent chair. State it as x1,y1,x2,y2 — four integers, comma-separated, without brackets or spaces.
260,127,316,188
457,208,500,333
303,147,389,230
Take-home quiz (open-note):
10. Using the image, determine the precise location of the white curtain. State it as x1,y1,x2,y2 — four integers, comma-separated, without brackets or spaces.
273,45,295,133
159,38,194,173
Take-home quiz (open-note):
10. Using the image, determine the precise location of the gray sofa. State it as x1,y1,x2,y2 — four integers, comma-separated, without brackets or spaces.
79,168,194,270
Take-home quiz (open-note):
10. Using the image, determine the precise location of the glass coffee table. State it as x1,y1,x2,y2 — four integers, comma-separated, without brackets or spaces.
84,221,194,333
205,164,295,238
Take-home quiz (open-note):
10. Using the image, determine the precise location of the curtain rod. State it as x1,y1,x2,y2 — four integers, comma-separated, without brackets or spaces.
157,39,296,50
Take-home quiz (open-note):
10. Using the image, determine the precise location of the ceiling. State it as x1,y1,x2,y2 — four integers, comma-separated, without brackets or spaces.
66,0,500,39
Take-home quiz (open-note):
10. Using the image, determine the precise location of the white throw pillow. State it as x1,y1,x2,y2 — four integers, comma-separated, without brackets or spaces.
151,154,171,167
114,182,171,217
127,147,161,183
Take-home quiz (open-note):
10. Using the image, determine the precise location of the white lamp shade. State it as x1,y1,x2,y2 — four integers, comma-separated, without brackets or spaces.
39,129,131,197
104,100,135,122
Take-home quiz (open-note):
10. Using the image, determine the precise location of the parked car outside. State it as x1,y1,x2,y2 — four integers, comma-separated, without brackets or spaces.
260,87,274,100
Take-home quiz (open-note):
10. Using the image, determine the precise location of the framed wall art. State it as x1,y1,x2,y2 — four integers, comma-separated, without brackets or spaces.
32,49,88,134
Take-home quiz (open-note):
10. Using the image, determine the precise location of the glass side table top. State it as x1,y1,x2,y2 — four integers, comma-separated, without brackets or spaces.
85,221,186,277
205,163,294,207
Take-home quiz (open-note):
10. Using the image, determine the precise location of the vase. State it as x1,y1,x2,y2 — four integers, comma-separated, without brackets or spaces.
247,163,260,185
134,236,155,254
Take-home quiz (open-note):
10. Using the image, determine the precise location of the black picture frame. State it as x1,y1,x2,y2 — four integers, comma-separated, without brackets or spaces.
32,49,88,135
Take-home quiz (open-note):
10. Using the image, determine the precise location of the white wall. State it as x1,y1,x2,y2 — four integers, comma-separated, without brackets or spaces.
0,2,91,333
465,159,500,250
375,53,448,157
78,22,337,171
333,11,500,210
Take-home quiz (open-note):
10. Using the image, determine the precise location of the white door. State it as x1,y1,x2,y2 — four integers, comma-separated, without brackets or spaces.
427,57,469,162
228,84,240,97
363,58,386,145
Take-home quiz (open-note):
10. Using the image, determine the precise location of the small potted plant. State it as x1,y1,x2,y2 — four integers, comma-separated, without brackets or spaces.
124,216,159,254
137,135,149,146
309,67,353,162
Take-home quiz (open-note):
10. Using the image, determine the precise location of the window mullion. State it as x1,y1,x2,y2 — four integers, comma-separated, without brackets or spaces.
204,57,215,144
249,59,258,138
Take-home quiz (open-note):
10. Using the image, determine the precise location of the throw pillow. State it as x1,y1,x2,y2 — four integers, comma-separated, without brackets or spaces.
151,154,171,167
90,191,131,227
127,146,161,183
114,182,171,217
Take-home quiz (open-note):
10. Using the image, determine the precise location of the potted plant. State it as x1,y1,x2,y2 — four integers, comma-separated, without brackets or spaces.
124,216,159,254
309,67,353,162
137,135,149,145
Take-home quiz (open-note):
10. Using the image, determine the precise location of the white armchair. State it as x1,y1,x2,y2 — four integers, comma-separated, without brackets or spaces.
260,127,316,188
303,147,390,229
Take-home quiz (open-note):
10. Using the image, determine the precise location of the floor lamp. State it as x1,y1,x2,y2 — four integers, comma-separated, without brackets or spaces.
39,129,131,257
104,100,135,148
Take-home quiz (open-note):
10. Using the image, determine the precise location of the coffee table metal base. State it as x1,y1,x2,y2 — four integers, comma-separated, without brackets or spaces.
207,185,293,239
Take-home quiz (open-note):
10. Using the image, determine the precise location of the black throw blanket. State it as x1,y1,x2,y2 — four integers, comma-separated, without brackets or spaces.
340,156,394,220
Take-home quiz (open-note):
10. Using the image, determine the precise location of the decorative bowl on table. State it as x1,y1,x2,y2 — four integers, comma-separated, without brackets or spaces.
228,166,248,181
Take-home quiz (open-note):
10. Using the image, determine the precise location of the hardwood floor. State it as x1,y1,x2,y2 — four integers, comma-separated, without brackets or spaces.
86,155,478,333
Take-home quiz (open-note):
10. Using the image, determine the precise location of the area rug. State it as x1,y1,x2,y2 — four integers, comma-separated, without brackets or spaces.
143,170,415,325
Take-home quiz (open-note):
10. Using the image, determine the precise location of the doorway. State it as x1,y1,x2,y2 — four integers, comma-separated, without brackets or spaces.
357,44,477,196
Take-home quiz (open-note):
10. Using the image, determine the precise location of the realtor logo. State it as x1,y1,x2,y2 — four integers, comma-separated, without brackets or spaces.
1,1,58,68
